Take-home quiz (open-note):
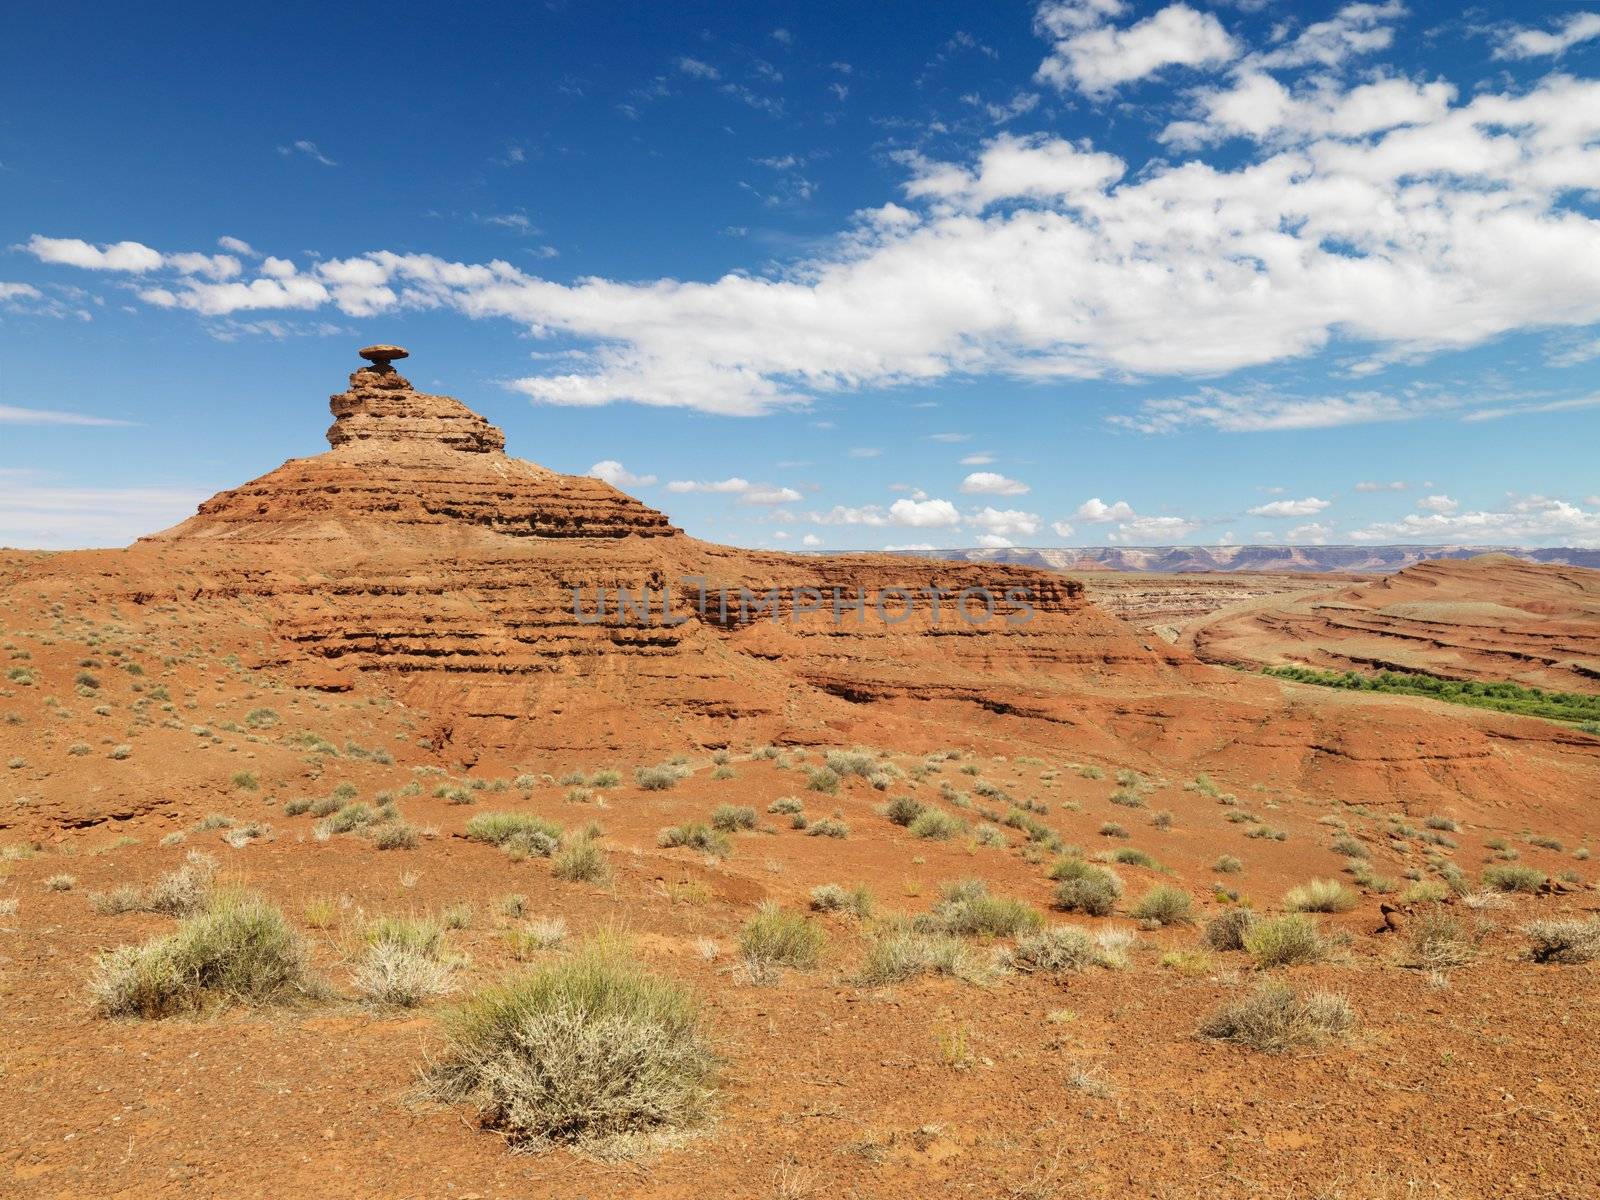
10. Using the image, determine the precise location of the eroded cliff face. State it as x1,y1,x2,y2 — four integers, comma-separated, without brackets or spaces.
4,348,1596,808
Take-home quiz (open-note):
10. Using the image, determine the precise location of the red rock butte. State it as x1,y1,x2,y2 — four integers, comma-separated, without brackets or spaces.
3,347,1597,817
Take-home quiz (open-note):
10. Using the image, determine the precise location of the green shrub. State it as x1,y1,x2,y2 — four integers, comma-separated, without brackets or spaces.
710,805,757,833
883,795,926,826
1483,864,1545,893
1212,854,1243,874
908,809,964,840
89,890,313,1017
738,904,826,970
767,797,804,815
429,939,714,1146
1008,926,1099,973
809,883,872,918
657,823,730,857
916,879,1041,938
1112,847,1157,868
634,765,683,791
1199,981,1355,1053
1330,834,1368,860
465,812,563,855
807,817,849,839
1244,914,1327,967
851,926,980,986
1130,885,1194,926
1403,906,1486,970
552,837,611,884
1283,879,1358,913
371,822,419,850
1202,907,1257,952
805,767,841,794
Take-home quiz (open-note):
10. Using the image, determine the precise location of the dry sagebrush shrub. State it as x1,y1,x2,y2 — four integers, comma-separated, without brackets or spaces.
90,889,315,1018
429,937,715,1149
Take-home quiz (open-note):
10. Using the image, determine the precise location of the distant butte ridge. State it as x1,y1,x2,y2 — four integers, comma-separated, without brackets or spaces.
886,545,1600,574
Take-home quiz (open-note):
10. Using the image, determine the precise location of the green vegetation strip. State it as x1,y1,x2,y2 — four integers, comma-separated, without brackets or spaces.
1263,665,1600,727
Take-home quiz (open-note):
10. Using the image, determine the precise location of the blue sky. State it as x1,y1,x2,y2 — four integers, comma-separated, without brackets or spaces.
2,0,1598,550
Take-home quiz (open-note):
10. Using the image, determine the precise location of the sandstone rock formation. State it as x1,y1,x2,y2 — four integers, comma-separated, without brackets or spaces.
3,348,1596,817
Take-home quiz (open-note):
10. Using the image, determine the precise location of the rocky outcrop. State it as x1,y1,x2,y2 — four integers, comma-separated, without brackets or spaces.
147,348,678,543
5,347,1595,805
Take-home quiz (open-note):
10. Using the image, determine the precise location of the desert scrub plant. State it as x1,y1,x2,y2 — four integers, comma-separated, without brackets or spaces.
366,914,445,957
1006,926,1101,973
1283,879,1358,913
1199,981,1355,1053
1202,907,1257,952
1111,847,1158,868
1243,914,1328,967
1049,858,1123,917
428,937,715,1147
806,817,849,839
738,903,826,972
89,890,314,1018
882,795,926,827
1212,854,1244,874
1129,885,1194,927
465,812,563,857
908,808,964,840
915,879,1042,938
552,837,611,885
1403,906,1487,970
355,938,457,1008
851,924,981,986
804,766,841,795
767,796,804,815
371,822,420,850
1331,834,1369,860
656,823,731,858
634,764,684,791
809,883,873,918
709,804,757,833
1521,917,1600,964
44,874,76,891
1483,864,1546,893
1098,822,1129,839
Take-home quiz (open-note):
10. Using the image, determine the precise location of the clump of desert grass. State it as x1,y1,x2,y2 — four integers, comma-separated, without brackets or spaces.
89,889,316,1018
1048,857,1123,917
709,805,757,833
1402,906,1489,970
737,904,826,978
426,932,715,1151
1243,914,1329,967
914,879,1041,938
809,883,873,918
1128,885,1194,927
355,915,458,1008
656,823,730,858
552,836,611,885
87,851,216,917
850,920,985,987
1002,926,1114,974
1282,879,1358,913
1521,917,1600,964
1201,907,1257,952
1482,864,1546,893
1199,981,1355,1053
465,813,563,858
